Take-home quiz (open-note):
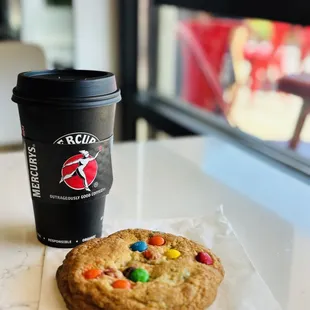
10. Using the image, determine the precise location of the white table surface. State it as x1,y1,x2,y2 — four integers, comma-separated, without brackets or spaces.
0,136,309,310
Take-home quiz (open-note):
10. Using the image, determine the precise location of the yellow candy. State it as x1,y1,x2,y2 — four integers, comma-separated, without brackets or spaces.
165,249,181,259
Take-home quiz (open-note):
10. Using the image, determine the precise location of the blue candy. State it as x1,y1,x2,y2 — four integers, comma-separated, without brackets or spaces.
130,241,148,252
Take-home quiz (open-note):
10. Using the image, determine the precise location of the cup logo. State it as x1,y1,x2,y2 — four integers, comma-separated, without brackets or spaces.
54,132,99,145
59,146,102,191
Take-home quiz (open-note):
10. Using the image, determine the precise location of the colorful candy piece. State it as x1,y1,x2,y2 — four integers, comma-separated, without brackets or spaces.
104,268,122,278
130,241,148,252
143,250,152,259
112,279,131,289
149,236,165,246
123,267,136,279
196,252,213,265
129,268,149,283
83,269,102,279
143,249,155,260
165,249,181,259
144,249,161,260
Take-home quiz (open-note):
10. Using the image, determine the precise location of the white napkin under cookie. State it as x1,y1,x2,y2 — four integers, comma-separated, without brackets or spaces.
38,210,282,310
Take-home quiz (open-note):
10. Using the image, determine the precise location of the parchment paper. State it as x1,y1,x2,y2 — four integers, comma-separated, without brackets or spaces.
38,207,282,309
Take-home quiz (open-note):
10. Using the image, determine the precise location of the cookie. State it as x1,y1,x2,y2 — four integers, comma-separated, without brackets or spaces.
56,229,224,309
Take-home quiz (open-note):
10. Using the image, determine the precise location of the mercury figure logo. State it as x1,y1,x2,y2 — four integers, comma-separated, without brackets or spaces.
59,146,102,191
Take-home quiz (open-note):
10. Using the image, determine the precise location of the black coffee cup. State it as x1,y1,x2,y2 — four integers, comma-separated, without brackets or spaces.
12,70,121,248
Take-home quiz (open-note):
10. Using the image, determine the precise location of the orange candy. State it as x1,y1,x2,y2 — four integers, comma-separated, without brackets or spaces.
112,279,131,289
83,269,102,279
149,236,165,246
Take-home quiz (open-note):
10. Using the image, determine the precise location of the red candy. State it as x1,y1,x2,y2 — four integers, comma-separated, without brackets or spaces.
196,252,213,265
144,250,153,259
103,268,122,278
143,249,161,260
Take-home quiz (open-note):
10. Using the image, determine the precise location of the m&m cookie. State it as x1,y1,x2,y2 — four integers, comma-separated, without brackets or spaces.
56,229,224,309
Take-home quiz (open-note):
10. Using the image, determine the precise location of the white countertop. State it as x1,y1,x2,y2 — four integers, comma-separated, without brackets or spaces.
0,136,309,309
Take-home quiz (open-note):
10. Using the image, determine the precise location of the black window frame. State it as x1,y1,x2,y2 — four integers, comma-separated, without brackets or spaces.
118,0,310,182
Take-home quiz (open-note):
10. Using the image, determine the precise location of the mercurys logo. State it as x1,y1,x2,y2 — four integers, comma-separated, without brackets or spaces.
59,146,102,191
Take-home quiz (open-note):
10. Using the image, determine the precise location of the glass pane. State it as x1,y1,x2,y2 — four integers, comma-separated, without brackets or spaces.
154,6,310,164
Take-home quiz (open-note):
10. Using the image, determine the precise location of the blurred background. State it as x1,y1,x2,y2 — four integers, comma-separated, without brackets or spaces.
0,0,309,177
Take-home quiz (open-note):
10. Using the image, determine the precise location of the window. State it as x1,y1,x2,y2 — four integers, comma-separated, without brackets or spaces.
119,0,310,178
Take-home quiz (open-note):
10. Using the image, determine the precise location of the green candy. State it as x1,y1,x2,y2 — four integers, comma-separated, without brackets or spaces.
129,268,149,283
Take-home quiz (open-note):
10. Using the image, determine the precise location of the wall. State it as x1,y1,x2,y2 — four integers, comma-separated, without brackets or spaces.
21,0,73,68
73,0,118,72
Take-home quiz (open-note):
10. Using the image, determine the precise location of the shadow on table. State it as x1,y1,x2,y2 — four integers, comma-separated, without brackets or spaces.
0,223,40,246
